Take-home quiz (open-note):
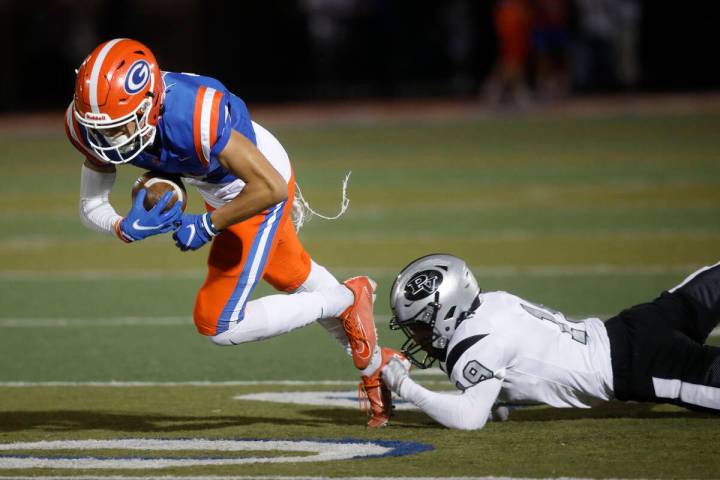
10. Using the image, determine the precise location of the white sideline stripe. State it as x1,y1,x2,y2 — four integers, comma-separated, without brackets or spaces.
0,316,192,327
2,318,719,338
0,380,359,387
0,477,599,480
0,264,704,281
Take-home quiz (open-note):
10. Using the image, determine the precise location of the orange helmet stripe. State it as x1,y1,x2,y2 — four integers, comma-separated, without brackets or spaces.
87,38,125,114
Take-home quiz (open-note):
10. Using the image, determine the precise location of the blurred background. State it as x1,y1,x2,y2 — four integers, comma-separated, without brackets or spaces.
1,0,719,111
1,0,719,385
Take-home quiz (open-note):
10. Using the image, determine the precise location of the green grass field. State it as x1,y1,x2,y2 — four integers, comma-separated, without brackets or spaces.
0,103,719,478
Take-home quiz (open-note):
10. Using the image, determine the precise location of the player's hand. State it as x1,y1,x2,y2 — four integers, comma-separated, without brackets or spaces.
118,190,182,243
172,212,221,251
490,404,510,422
382,356,411,394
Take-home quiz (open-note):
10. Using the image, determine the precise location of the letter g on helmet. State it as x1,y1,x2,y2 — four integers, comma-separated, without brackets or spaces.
73,38,163,164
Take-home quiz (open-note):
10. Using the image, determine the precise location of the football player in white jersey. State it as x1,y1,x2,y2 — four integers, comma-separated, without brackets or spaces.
382,254,720,430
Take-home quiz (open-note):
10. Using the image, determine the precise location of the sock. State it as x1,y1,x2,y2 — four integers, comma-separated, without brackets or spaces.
361,345,383,376
294,259,353,350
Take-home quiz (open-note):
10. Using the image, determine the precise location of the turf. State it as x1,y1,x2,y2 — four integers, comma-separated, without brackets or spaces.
0,107,719,478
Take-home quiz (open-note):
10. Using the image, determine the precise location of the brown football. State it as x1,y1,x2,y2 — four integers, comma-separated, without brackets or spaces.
131,171,187,212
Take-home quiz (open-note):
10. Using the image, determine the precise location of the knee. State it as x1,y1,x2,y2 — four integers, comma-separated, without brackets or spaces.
209,332,233,347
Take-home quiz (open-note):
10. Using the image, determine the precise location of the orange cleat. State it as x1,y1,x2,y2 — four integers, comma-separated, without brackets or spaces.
358,347,408,428
340,276,378,370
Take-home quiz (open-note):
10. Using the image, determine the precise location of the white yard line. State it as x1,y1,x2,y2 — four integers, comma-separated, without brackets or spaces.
0,380,360,387
1,477,602,480
2,317,719,338
0,264,704,281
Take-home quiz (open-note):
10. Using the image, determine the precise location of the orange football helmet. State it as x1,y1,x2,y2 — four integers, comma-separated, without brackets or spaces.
73,38,163,164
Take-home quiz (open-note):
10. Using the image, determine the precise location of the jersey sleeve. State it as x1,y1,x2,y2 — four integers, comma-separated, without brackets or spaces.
191,86,232,167
399,374,502,430
63,103,108,167
447,332,507,392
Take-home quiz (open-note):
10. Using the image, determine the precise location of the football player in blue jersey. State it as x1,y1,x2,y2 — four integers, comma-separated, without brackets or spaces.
66,38,403,428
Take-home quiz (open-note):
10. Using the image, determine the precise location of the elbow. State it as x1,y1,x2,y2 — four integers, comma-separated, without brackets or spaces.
444,409,489,431
267,176,288,205
456,417,488,431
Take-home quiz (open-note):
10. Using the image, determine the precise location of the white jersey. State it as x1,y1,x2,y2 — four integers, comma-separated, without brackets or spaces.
444,291,614,407
396,291,614,429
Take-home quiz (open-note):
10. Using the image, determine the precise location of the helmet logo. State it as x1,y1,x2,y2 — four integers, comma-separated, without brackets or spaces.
83,112,110,121
125,60,150,94
404,270,443,301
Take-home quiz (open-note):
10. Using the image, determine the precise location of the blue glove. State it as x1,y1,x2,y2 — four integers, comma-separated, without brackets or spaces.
118,190,182,243
172,212,221,251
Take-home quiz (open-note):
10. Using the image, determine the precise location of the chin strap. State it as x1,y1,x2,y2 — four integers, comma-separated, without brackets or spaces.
292,171,351,231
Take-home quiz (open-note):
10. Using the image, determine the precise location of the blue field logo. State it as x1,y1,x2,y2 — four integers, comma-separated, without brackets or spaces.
0,438,433,468
125,60,150,94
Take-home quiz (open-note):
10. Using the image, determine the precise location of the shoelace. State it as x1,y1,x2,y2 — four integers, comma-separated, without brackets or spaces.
358,382,370,414
358,376,386,415
342,317,367,347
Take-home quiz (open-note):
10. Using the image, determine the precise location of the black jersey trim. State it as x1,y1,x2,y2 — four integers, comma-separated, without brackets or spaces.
446,334,488,379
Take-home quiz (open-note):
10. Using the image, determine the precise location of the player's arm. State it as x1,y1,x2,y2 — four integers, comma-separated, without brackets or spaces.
79,157,181,243
392,368,502,430
210,130,287,230
172,129,288,251
79,157,123,236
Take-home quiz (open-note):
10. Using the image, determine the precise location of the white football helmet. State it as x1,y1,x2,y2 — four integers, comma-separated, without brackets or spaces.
389,254,481,368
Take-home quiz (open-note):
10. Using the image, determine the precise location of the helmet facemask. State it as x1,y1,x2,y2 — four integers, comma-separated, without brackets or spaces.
389,254,482,369
76,96,156,164
390,292,444,369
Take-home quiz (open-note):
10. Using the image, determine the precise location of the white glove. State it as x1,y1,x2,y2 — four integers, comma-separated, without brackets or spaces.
490,404,510,422
382,356,411,394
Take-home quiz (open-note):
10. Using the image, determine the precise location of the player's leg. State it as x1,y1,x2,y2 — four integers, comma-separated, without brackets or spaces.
291,259,352,353
197,189,352,343
644,329,720,413
667,261,720,343
258,192,391,426
260,217,352,351
606,284,720,413
261,215,381,372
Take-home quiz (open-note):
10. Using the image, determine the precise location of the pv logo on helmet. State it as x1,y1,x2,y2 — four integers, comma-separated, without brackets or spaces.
125,60,150,94
404,270,443,301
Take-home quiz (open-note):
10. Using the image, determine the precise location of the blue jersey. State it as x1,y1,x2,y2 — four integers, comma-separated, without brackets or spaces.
66,71,256,184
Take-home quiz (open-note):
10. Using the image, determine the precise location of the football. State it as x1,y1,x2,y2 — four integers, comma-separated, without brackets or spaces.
131,171,187,212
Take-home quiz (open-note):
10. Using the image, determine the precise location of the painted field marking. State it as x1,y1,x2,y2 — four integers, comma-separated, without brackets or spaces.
0,477,600,480
0,316,193,327
0,263,706,281
3,318,718,338
0,380,358,387
235,390,421,410
0,438,432,469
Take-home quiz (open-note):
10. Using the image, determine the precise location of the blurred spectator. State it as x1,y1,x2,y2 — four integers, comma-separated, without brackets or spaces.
531,0,571,100
571,0,614,91
614,0,641,88
483,0,533,107
572,0,641,92
300,0,357,96
443,0,476,95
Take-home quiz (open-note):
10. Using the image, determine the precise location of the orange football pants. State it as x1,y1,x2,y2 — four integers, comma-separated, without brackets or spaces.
193,177,312,336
